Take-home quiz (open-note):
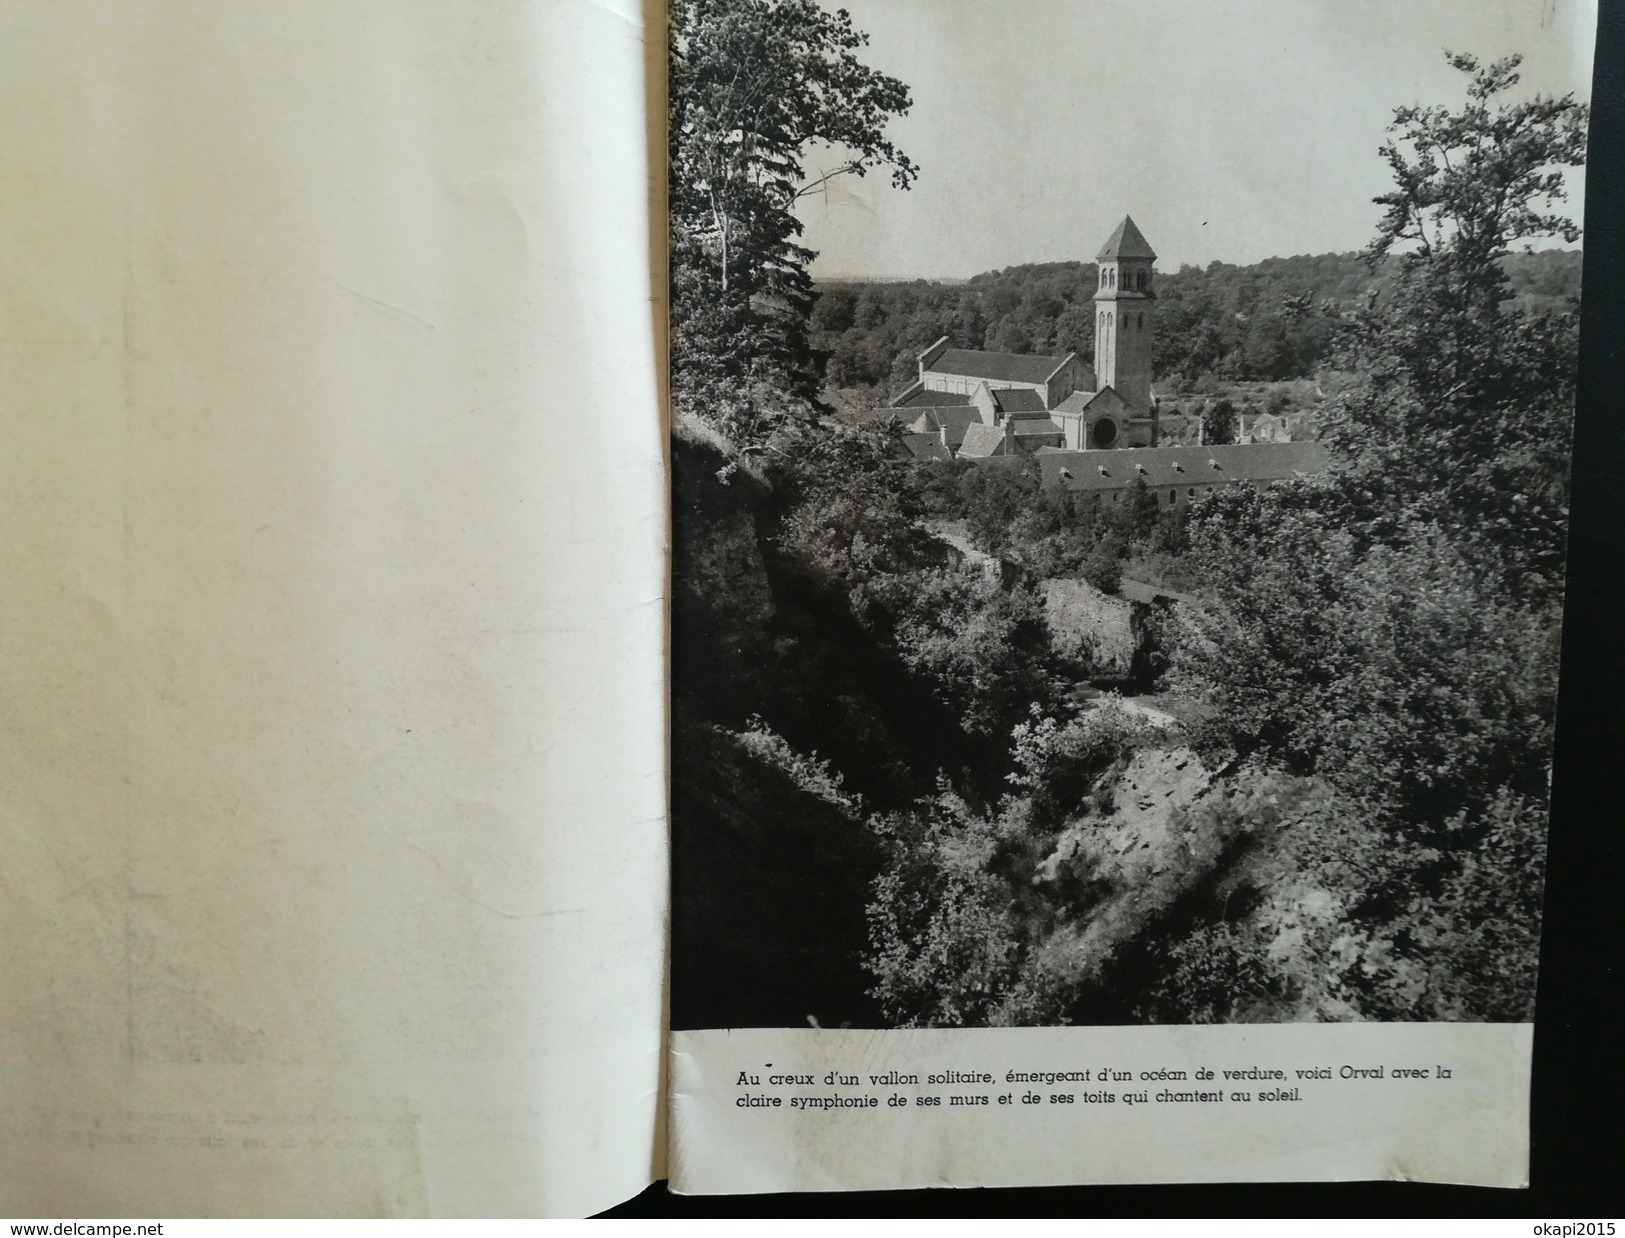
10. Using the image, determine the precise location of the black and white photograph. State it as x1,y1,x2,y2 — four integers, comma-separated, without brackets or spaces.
669,0,1593,1031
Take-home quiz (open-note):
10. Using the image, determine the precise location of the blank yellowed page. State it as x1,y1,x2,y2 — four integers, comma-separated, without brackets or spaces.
0,0,665,1218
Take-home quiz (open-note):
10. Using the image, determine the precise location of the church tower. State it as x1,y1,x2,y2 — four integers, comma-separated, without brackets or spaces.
1093,215,1157,413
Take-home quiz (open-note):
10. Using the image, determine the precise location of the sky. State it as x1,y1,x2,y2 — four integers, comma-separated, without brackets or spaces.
797,0,1597,279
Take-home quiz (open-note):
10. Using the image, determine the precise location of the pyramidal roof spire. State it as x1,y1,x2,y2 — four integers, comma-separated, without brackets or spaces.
1096,215,1157,262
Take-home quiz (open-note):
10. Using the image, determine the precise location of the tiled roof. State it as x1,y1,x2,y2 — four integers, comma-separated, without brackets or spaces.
1053,387,1127,415
892,383,974,409
1010,418,1063,437
991,388,1049,415
1096,215,1157,262
900,433,952,462
958,423,1011,458
888,379,924,408
911,406,980,446
1037,442,1331,492
1239,409,1318,436
927,349,1070,386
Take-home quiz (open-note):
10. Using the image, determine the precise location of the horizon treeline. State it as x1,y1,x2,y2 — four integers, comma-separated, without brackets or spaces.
811,248,1581,394
670,0,1587,1031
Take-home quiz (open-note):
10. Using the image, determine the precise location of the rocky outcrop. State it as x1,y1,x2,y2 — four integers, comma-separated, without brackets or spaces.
1042,576,1137,676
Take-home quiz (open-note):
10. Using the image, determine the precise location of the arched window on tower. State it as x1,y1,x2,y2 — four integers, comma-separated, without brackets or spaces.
1137,312,1144,330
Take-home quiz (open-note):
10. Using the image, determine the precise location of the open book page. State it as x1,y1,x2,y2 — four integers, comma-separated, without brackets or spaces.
668,0,1594,1195
0,0,665,1218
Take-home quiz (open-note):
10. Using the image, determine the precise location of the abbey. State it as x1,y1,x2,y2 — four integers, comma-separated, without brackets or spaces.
881,216,1329,498
1082,214,1158,422
886,215,1164,458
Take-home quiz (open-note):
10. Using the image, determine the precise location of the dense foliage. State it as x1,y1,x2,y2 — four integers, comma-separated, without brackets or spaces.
670,0,917,443
1132,52,1579,1020
914,454,1178,594
671,21,1583,1030
811,248,1579,400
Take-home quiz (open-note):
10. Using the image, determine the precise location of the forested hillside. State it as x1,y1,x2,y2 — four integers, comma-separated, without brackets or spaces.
812,248,1581,396
670,1,1584,1031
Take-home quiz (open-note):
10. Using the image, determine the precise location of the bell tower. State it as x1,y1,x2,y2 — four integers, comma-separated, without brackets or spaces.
1093,215,1157,413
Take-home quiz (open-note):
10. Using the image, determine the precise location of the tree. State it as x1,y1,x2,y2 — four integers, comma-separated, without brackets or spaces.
865,788,1023,1027
669,0,917,436
1368,54,1586,332
1155,53,1584,1024
1322,52,1587,597
886,572,1053,742
768,419,927,591
1201,397,1237,445
956,454,1042,554
1171,484,1558,824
